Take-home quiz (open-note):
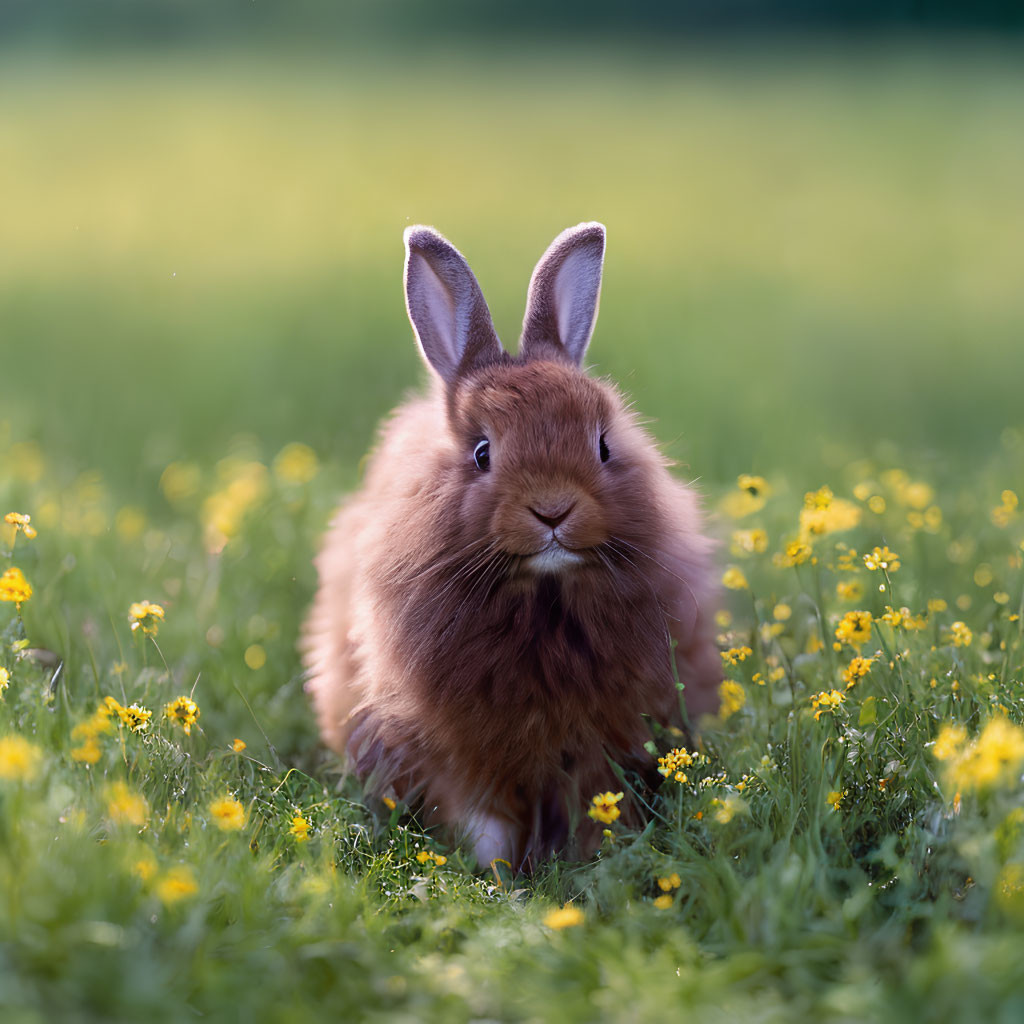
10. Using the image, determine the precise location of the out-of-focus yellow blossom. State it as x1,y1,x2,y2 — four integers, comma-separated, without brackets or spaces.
720,646,753,667
719,679,746,719
774,539,813,568
842,656,873,689
157,865,199,904
244,644,267,670
3,512,37,542
209,796,247,831
773,603,792,621
836,580,863,602
721,566,748,590
131,853,159,883
864,546,900,572
273,442,319,485
159,461,202,505
115,505,147,541
721,474,771,518
826,789,847,810
653,894,674,909
0,735,43,781
231,738,247,752
543,904,584,930
928,598,948,614
991,490,1019,528
799,486,861,539
129,600,165,637
0,667,8,699
588,791,624,824
715,609,732,628
289,815,311,842
0,567,33,608
382,795,396,810
938,717,1024,793
712,795,747,824
947,621,973,648
415,849,447,867
164,696,201,736
933,723,967,761
835,611,873,649
731,528,768,555
657,873,682,892
201,460,268,551
811,690,846,721
106,781,149,826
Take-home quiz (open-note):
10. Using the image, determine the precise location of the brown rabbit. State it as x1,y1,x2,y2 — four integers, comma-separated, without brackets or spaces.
303,223,720,869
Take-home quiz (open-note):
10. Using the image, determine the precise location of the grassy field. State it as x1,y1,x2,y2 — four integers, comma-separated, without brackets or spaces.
2,44,1024,1021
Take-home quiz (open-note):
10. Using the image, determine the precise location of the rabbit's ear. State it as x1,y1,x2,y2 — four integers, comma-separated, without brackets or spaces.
404,226,503,385
520,222,606,366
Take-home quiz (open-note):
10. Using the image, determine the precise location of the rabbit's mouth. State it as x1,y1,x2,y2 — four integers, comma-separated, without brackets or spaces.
521,538,586,575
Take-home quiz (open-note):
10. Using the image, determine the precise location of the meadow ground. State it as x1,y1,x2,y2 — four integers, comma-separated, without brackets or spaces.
2,43,1024,1021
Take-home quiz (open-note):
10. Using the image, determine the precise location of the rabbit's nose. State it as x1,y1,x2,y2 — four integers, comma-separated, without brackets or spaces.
530,504,575,529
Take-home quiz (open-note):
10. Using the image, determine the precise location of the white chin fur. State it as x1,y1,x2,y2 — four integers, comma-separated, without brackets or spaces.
524,543,584,575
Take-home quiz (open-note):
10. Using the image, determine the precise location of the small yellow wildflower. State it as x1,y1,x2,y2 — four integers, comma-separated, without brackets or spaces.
0,667,9,699
657,747,702,784
864,546,900,572
942,717,1024,793
720,645,753,667
131,853,159,883
719,679,746,719
712,795,747,824
842,656,874,689
231,738,247,752
543,904,585,930
722,566,748,590
947,621,973,648
382,795,397,810
289,815,311,842
657,873,682,892
106,781,149,827
836,580,863,602
115,703,153,734
653,894,674,909
835,610,873,649
811,689,846,721
128,600,165,637
244,644,267,670
3,512,37,541
71,737,102,765
799,486,861,538
826,789,847,811
156,865,199,905
0,567,33,608
588,791,624,825
773,603,792,621
164,696,201,736
0,735,43,781
933,723,967,761
731,528,768,555
209,795,246,831
774,539,812,568
415,849,447,867
273,442,320,484
927,598,948,614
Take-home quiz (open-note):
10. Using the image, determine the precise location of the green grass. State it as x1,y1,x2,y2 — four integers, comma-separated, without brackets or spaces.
2,43,1024,1022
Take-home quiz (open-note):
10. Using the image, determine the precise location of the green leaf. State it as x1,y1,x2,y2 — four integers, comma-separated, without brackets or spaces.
859,696,877,727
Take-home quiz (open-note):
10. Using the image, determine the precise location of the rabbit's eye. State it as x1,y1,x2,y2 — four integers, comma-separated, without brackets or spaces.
599,433,610,463
473,439,491,471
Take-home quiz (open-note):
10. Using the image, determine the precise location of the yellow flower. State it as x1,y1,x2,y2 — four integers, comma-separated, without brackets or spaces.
927,598,948,614
129,600,165,637
773,539,812,568
657,747,702,784
835,610,873,649
164,696,201,736
0,667,9,699
811,689,846,721
272,442,319,485
106,781,149,826
721,475,771,518
712,795,747,824
842,656,873,689
0,567,33,608
653,894,674,909
587,791,624,825
721,566,748,590
836,580,863,602
209,795,246,831
826,789,847,811
947,621,973,648
719,679,746,719
942,717,1024,793
731,528,768,555
156,865,199,905
115,703,153,734
231,738,247,752
131,853,159,883
720,646,753,667
382,795,396,810
799,486,861,538
289,815,311,842
71,738,102,765
0,735,43,781
3,512,36,541
657,873,682,892
773,603,792,621
542,904,585,930
864,546,900,572
933,723,967,761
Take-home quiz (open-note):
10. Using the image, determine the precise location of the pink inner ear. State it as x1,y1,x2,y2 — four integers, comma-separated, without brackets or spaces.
407,252,459,379
553,246,600,354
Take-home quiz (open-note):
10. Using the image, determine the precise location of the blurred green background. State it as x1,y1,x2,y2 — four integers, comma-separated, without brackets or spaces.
3,13,1023,499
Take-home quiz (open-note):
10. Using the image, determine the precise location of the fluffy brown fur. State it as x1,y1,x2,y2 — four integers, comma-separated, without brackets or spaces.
303,223,720,868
